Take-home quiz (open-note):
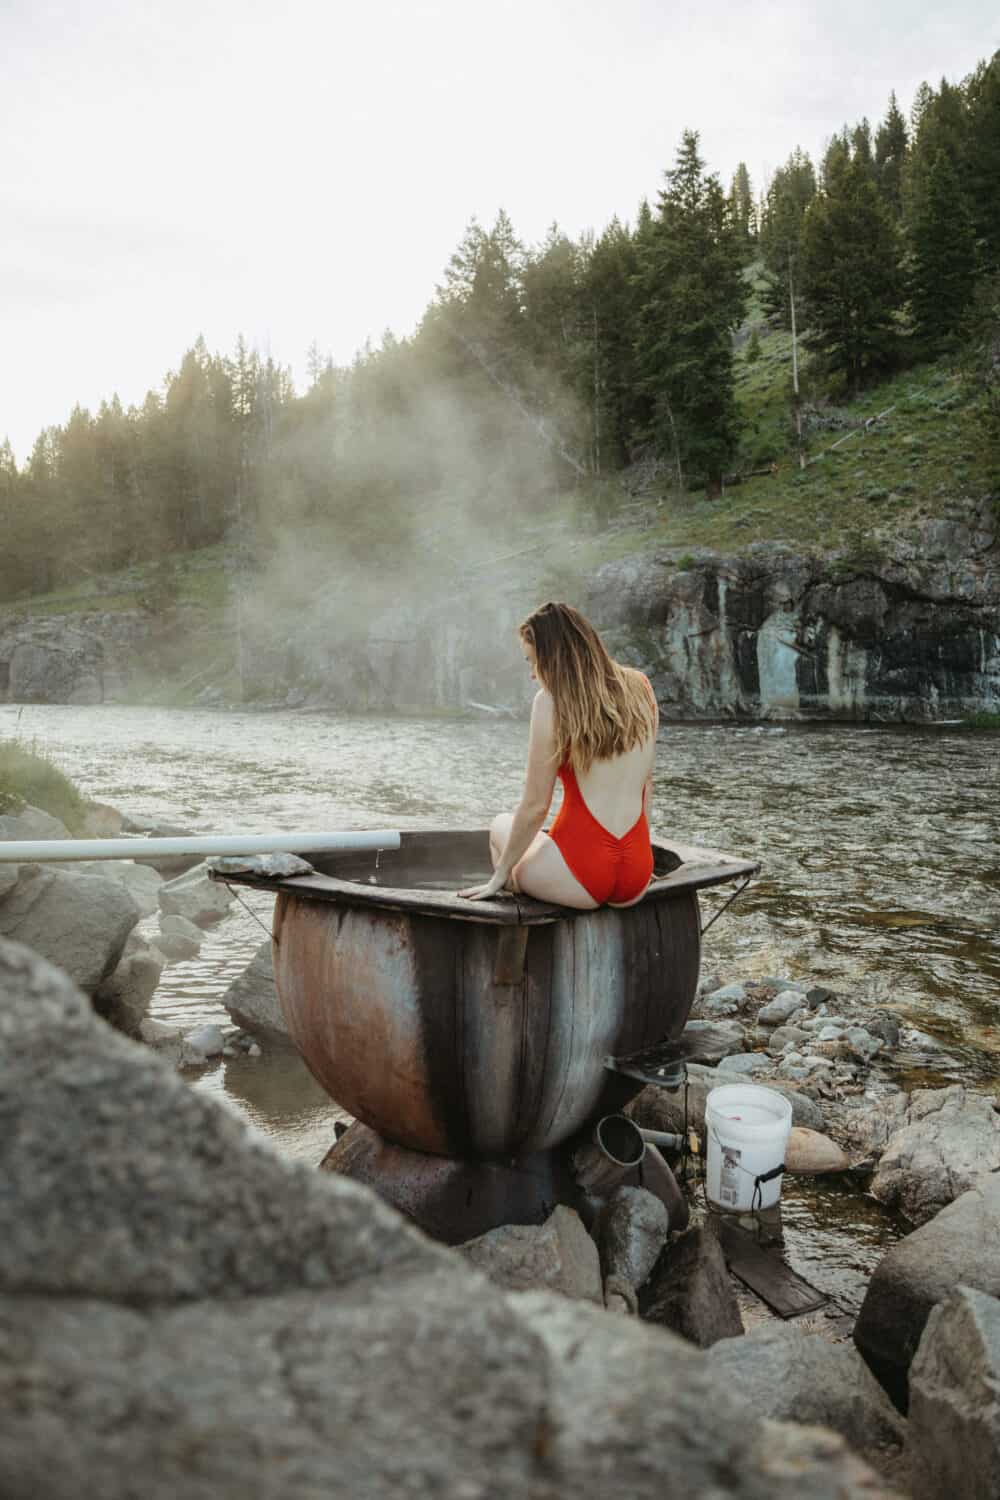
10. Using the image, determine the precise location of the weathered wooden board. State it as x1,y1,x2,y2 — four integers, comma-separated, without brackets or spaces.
717,1220,827,1318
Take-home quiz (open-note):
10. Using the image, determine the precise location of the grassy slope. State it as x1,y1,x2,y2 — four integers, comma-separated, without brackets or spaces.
3,268,994,704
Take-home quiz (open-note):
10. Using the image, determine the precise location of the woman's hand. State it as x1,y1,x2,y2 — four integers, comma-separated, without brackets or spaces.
458,872,508,901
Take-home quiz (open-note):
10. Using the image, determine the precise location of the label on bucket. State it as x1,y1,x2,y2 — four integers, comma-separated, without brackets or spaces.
720,1145,741,1207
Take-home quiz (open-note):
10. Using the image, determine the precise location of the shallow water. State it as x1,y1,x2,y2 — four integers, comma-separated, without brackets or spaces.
5,703,996,1311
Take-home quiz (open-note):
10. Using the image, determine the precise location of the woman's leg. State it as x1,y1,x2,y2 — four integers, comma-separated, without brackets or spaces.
488,813,598,908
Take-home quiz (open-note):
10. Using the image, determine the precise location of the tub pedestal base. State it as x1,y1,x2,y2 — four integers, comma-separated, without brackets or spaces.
320,1123,590,1245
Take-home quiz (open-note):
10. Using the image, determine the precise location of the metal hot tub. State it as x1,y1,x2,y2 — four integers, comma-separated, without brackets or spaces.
220,829,758,1162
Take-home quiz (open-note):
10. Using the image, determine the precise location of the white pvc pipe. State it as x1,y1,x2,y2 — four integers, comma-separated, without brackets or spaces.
0,830,402,863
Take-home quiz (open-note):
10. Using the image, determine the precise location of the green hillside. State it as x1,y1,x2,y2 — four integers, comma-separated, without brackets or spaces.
3,272,995,710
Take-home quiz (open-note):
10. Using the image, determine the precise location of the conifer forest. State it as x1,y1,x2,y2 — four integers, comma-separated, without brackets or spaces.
2,51,998,605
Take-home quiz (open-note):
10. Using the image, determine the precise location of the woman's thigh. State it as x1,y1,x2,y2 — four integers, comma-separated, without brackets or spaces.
513,832,600,910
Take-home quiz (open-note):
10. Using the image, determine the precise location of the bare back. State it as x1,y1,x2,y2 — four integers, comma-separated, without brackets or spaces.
570,669,658,836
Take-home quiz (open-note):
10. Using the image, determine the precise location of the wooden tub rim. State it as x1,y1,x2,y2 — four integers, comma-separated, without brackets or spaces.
211,829,760,927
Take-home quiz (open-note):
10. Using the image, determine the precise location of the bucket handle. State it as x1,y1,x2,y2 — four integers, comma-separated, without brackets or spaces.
708,1123,786,1214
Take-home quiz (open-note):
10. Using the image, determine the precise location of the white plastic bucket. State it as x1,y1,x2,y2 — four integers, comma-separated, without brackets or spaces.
705,1083,793,1212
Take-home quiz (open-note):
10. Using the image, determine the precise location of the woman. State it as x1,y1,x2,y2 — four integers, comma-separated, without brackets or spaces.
459,601,658,908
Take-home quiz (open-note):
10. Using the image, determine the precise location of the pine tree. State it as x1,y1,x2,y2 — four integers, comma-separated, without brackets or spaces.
584,216,643,470
800,154,903,392
727,162,756,256
759,148,817,325
908,148,978,346
634,131,746,495
966,52,1000,273
875,91,909,216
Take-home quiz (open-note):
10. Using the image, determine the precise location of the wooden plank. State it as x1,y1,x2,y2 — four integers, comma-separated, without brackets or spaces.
716,1220,827,1318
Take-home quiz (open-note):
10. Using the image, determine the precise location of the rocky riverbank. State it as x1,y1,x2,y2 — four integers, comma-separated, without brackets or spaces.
4,805,1000,1495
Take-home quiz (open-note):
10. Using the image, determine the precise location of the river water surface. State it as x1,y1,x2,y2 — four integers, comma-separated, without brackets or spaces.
5,703,998,1313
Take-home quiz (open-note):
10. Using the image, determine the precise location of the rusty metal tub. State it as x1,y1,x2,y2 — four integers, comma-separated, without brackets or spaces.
218,830,758,1161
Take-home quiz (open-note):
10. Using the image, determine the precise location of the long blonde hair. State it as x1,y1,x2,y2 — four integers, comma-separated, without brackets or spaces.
520,601,655,773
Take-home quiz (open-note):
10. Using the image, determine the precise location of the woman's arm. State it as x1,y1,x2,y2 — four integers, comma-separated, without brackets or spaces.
460,691,559,900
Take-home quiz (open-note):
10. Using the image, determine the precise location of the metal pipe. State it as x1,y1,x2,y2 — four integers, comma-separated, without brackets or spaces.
571,1114,646,1196
0,830,402,864
638,1128,684,1153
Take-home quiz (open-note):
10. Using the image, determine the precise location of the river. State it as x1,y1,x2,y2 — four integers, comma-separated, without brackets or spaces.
4,703,998,1312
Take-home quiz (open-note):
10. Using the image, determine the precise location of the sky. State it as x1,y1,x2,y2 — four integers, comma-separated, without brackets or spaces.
2,0,996,464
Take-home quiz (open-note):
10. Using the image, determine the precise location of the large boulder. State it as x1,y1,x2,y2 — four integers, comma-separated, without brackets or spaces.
158,861,233,927
513,1291,884,1499
596,1185,670,1294
222,936,290,1040
0,864,139,992
904,1286,1000,1500
869,1085,1000,1226
0,803,72,841
0,937,446,1303
459,1205,603,1303
92,929,165,1037
707,1323,907,1472
0,1278,888,1500
854,1176,1000,1404
0,936,890,1499
46,857,164,918
640,1225,744,1346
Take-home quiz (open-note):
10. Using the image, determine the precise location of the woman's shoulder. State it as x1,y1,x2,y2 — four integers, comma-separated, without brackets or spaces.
530,687,556,725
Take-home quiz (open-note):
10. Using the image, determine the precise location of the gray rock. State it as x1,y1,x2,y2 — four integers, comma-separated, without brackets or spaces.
54,857,164,917
0,864,139,993
706,1323,906,1469
160,912,204,944
628,1062,824,1137
156,930,202,962
756,977,803,994
515,1290,883,1497
758,991,808,1025
459,1205,603,1303
0,937,446,1303
700,981,749,1018
92,930,164,1036
719,1051,773,1076
0,863,20,899
183,1022,226,1060
866,1011,901,1047
222,936,290,1040
119,815,203,876
207,852,314,878
827,1089,909,1160
854,1175,1000,1400
870,1085,1000,1226
818,1024,846,1042
766,1023,809,1055
640,1226,744,1346
157,861,233,927
0,1275,887,1500
806,985,837,1009
845,1027,884,1063
905,1286,1000,1500
0,803,72,841
681,1017,748,1060
597,1186,670,1291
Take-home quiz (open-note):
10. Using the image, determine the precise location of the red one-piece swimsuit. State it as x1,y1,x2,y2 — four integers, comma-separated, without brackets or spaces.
547,742,654,907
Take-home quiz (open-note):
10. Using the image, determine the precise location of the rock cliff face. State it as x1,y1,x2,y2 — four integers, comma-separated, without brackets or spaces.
0,612,153,706
4,501,997,721
588,513,999,721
